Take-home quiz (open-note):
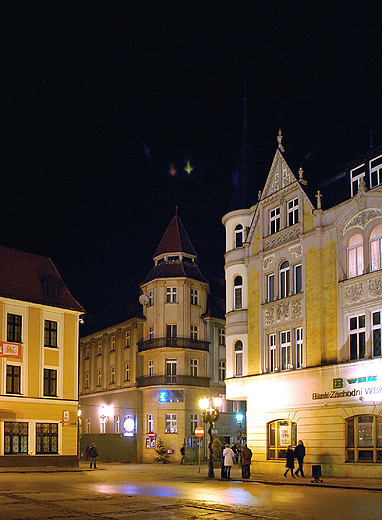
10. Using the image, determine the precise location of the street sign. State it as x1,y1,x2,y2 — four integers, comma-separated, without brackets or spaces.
148,431,155,438
194,426,204,437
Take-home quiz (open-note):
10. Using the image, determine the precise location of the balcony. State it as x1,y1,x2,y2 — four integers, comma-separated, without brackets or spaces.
136,374,210,388
137,336,210,352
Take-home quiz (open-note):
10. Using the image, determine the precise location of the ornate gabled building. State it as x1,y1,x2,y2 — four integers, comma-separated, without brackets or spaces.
0,246,84,466
223,128,382,478
79,213,238,463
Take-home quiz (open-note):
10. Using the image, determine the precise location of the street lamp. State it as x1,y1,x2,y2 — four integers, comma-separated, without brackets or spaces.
199,395,223,478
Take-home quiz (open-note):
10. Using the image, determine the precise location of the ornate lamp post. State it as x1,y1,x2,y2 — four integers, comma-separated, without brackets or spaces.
199,395,223,478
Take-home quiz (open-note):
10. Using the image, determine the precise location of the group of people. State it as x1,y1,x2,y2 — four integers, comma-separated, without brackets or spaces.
221,442,252,479
284,440,306,478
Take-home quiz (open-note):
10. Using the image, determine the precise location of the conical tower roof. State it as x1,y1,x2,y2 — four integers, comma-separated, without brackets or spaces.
153,213,197,258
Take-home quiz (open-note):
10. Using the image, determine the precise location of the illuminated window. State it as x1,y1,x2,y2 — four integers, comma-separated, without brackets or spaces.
347,234,364,278
350,315,366,360
372,311,382,357
235,224,243,248
370,225,382,272
86,417,91,434
125,331,131,348
268,420,297,460
287,197,299,226
191,288,199,305
218,360,226,380
269,334,276,373
295,328,303,369
100,417,106,434
219,328,226,345
147,413,154,433
191,325,198,340
125,363,130,381
44,320,58,348
280,330,291,371
114,416,120,434
149,326,154,340
279,261,290,299
370,155,382,188
110,335,116,352
166,359,177,384
270,207,281,234
6,365,21,394
7,314,22,343
346,415,382,463
4,422,28,454
85,344,90,359
267,273,275,302
97,370,102,387
110,366,116,384
97,340,102,355
165,413,177,433
235,341,243,376
166,287,177,303
36,423,58,454
350,164,366,197
234,276,243,310
149,290,154,306
148,359,153,377
191,414,198,434
190,358,198,377
85,372,89,389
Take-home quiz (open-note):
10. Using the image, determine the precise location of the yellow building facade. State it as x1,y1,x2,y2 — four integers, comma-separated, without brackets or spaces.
223,137,382,478
0,246,84,466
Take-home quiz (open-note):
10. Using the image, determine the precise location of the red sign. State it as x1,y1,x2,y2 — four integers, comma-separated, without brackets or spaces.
148,431,155,438
0,341,21,358
194,426,204,437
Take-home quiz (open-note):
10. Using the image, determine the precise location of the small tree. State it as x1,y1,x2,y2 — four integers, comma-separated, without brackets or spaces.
212,437,222,460
154,437,171,464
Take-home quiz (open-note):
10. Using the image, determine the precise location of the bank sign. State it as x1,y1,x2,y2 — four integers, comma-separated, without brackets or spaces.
312,374,382,401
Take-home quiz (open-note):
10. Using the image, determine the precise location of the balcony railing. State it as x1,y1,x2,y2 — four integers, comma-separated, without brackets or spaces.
136,375,210,388
137,336,210,352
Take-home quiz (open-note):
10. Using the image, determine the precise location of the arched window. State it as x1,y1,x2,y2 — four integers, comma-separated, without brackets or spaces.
370,225,382,272
235,224,243,248
268,420,297,460
346,415,382,462
234,276,243,310
235,340,243,376
347,234,364,278
279,261,290,299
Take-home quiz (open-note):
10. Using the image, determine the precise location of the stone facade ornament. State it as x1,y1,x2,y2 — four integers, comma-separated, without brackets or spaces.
344,282,364,305
289,244,302,258
343,208,382,235
276,303,289,321
368,276,382,299
265,307,275,325
292,299,302,319
263,254,275,270
264,229,300,251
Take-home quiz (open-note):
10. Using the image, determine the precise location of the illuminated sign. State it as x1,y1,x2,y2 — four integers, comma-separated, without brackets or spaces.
312,374,382,401
123,416,135,436
158,390,183,403
0,341,21,358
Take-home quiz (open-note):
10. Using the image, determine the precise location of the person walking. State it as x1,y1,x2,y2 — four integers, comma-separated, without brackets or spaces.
88,443,98,469
180,444,186,465
222,443,235,479
284,445,295,477
241,443,252,479
294,440,306,477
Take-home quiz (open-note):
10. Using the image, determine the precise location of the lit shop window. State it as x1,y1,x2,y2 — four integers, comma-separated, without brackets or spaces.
346,416,382,463
268,420,297,460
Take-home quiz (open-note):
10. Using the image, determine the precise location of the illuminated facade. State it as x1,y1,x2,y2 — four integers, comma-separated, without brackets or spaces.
79,214,239,463
0,246,84,467
223,134,382,478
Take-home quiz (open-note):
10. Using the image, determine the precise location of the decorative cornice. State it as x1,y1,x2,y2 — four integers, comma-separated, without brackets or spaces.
264,229,300,251
343,208,382,235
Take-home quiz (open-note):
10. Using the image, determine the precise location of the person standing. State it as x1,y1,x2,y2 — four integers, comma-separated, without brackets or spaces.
284,445,295,477
294,440,306,477
88,443,98,469
231,443,238,464
180,444,186,465
241,443,252,479
222,443,235,479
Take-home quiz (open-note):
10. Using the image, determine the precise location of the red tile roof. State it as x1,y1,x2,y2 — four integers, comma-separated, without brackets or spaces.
0,246,84,312
153,214,197,258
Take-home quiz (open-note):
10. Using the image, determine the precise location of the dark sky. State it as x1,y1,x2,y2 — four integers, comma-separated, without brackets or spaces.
1,3,381,315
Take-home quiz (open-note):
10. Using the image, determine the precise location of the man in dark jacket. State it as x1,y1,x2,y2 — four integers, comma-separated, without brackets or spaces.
241,443,252,479
88,443,98,469
294,440,306,477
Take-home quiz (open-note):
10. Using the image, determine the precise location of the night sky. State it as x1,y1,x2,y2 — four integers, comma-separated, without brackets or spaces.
1,4,381,316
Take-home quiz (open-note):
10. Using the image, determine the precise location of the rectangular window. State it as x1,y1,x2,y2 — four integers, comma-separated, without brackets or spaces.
110,366,116,384
267,273,275,302
191,288,199,305
125,362,130,381
36,423,58,454
270,207,281,234
166,359,177,384
372,311,382,357
6,365,21,394
370,155,382,188
148,359,153,377
149,326,154,339
100,417,106,434
294,264,302,294
44,320,58,348
114,416,120,434
85,372,89,389
218,360,226,380
4,422,28,454
165,413,177,433
85,344,90,359
350,315,366,360
219,328,226,345
147,413,154,433
295,327,303,369
190,358,198,377
166,324,177,344
191,325,198,340
149,290,154,306
191,414,198,434
234,286,243,310
280,330,291,371
166,287,177,303
125,331,131,348
97,340,102,355
7,314,22,343
111,335,116,352
287,198,299,226
44,369,57,396
97,370,102,386
86,417,91,434
350,164,366,197
269,333,276,373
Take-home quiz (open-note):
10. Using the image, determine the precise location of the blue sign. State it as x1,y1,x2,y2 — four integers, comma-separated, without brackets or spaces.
159,391,167,403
